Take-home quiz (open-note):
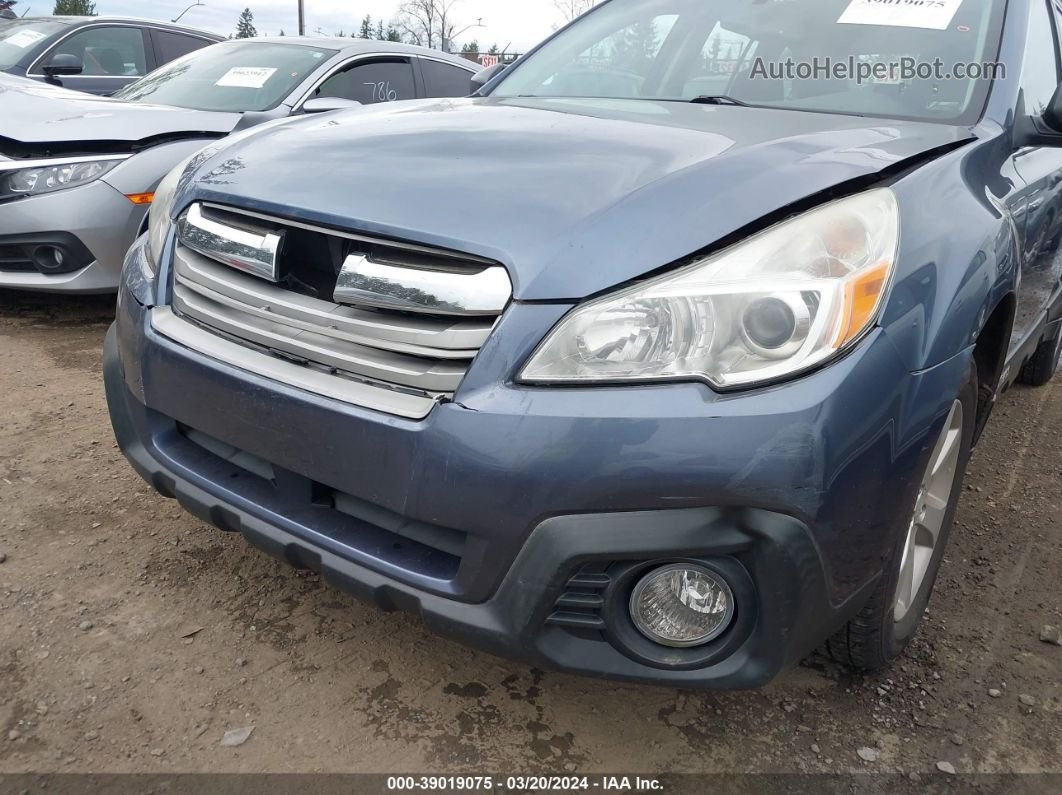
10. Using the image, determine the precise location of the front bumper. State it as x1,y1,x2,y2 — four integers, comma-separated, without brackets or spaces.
107,324,857,688
0,180,144,293
106,252,972,686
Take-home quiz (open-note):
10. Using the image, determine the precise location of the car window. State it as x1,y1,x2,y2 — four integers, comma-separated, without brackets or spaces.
153,30,212,66
683,21,756,99
311,58,416,104
538,14,679,98
113,41,336,112
1024,0,1061,117
47,25,148,77
0,19,67,69
419,57,474,97
492,0,1007,125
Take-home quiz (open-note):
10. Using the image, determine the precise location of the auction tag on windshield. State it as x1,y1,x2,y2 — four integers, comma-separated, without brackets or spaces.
3,29,48,49
837,0,963,30
215,67,277,89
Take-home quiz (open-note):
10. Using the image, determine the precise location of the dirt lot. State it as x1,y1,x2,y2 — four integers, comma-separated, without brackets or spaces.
0,290,1059,779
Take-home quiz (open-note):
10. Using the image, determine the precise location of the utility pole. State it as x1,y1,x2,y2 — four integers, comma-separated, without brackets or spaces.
297,0,305,35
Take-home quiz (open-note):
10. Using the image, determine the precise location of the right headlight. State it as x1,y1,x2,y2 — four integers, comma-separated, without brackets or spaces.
519,188,899,390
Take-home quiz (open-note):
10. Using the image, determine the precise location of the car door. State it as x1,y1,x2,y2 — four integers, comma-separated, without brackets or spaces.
416,56,477,98
30,24,149,95
305,56,417,106
1009,0,1062,350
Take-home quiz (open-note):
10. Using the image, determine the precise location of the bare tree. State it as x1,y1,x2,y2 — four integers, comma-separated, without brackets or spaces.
553,0,597,25
396,0,442,49
396,0,471,50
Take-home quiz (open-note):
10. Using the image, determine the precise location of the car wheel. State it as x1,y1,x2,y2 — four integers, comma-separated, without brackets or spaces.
1017,322,1062,387
826,361,976,672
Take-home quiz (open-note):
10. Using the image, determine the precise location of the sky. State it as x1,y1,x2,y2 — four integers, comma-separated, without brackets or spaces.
72,0,566,52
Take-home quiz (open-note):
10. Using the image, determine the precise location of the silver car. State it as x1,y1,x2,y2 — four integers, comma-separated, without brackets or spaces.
0,37,478,293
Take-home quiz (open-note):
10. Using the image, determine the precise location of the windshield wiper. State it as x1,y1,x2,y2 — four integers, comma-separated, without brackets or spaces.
688,95,752,107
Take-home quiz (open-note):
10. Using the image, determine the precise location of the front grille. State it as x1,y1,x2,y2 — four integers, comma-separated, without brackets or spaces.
165,203,512,418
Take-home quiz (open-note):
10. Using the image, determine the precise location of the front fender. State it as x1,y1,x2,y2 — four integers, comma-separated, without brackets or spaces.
882,136,1018,372
101,138,221,198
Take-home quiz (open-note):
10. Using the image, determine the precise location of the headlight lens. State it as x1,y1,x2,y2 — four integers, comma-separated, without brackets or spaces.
0,158,125,199
144,155,195,275
520,189,899,389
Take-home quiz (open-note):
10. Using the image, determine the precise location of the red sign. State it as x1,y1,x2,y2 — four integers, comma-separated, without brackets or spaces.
479,55,499,68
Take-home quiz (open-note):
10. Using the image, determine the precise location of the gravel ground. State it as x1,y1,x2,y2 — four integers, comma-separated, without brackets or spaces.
0,290,1059,779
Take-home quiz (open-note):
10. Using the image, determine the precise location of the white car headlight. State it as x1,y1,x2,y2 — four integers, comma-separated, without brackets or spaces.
520,188,899,390
0,156,127,199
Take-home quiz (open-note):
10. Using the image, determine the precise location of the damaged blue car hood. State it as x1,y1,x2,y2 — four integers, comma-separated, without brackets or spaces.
182,96,975,300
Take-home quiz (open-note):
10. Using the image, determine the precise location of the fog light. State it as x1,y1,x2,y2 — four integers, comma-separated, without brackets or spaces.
629,564,734,647
33,245,66,272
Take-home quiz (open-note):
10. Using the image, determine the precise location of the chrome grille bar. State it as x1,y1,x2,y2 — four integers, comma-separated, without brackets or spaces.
176,203,283,283
335,253,511,316
173,282,467,393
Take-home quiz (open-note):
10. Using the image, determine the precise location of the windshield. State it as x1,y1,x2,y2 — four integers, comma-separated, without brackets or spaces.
0,19,67,69
113,41,336,112
492,0,1005,123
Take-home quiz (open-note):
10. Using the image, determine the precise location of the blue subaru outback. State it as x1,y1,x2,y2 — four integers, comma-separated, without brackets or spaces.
106,0,1062,687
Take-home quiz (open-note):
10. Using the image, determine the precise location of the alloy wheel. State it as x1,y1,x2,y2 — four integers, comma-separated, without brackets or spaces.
893,399,964,622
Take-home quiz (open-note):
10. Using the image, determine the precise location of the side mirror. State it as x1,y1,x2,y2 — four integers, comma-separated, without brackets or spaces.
42,53,84,79
471,63,507,94
302,97,362,114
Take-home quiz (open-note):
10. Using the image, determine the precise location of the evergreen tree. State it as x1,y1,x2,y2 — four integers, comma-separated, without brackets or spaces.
460,40,479,54
53,0,97,14
612,20,658,73
234,7,257,39
375,19,386,40
359,15,374,39
278,29,286,36
385,25,402,42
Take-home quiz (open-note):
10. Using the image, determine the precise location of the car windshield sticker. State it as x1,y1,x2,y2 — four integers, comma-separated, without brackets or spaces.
215,67,278,88
3,29,48,48
837,0,964,30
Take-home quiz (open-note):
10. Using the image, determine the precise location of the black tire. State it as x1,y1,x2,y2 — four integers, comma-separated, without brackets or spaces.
826,361,977,672
1018,322,1062,387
